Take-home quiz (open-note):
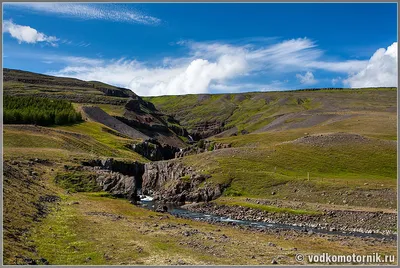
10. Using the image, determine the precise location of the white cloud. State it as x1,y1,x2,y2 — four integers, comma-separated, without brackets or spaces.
343,42,398,88
296,71,317,85
5,3,161,25
50,54,248,96
3,20,58,46
41,38,396,96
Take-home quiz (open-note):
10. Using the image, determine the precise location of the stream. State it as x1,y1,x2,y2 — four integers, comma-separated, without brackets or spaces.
138,197,396,240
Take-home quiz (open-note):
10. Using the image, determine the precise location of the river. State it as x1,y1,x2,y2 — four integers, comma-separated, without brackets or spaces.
137,197,396,240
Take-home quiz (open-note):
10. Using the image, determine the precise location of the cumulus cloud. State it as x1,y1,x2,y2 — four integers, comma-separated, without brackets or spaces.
343,42,398,88
296,71,317,85
3,20,58,46
5,3,161,25
50,53,248,96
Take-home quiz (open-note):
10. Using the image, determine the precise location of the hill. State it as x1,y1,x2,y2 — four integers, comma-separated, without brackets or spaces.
3,68,188,149
144,88,397,140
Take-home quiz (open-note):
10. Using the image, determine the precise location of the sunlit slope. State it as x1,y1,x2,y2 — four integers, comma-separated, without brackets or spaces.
3,122,147,162
145,88,397,138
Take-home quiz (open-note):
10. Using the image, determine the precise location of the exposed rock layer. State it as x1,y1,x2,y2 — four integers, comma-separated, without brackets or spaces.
82,158,144,201
142,160,224,203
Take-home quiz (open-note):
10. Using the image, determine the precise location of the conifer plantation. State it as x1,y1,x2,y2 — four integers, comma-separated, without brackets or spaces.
3,96,82,126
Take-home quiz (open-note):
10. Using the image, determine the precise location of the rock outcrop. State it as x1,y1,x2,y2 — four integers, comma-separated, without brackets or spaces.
142,160,224,204
127,139,180,161
82,158,144,201
190,121,225,140
82,158,225,204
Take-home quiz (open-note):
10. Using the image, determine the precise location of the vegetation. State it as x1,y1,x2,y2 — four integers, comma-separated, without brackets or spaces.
3,68,131,105
28,191,396,265
4,96,82,126
183,132,397,208
3,123,146,161
145,87,397,134
54,171,101,193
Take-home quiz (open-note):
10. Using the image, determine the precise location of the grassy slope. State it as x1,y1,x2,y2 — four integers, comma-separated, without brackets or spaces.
3,68,131,104
164,89,396,209
3,122,147,162
145,88,397,134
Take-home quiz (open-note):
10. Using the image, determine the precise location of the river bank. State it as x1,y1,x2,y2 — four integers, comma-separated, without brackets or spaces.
179,201,397,238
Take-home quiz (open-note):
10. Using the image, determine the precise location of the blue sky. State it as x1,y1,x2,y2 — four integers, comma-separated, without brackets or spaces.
2,3,398,96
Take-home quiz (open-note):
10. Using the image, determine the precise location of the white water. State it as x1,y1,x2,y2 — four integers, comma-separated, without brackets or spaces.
140,195,154,201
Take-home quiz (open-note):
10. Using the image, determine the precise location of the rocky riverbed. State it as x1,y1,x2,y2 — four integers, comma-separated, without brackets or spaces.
182,202,397,237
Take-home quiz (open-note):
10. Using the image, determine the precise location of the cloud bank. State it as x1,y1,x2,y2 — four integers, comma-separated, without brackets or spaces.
45,38,397,96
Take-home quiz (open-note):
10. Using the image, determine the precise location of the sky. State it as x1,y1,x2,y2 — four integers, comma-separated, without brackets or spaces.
2,2,398,96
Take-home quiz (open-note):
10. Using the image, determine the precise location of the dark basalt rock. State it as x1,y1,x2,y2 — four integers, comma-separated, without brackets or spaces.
142,160,223,203
126,139,180,161
82,158,144,201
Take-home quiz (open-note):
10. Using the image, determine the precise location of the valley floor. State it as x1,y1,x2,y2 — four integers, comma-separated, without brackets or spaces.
3,158,397,265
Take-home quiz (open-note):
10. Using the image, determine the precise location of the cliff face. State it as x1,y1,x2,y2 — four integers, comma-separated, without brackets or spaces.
142,161,224,204
82,158,224,204
126,140,180,161
82,158,145,201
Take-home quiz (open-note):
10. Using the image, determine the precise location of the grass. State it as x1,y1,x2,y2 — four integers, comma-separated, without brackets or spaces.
54,121,147,161
54,171,102,193
182,133,397,207
3,123,146,161
3,129,65,149
145,88,396,136
3,68,131,105
28,190,397,265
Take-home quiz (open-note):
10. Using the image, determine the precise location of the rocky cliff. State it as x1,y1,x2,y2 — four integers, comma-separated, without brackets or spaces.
82,158,144,201
82,158,226,204
142,160,224,204
126,139,180,161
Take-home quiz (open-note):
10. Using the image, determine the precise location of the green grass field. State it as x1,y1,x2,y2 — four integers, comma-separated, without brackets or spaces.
3,122,147,162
